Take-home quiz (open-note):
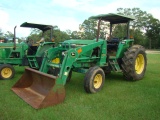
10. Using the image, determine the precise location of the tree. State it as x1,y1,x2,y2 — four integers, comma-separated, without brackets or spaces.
28,26,70,43
117,8,160,48
0,29,3,36
145,16,160,49
79,19,109,40
117,8,150,30
27,28,41,43
0,29,4,39
70,31,80,39
53,29,70,42
4,31,14,39
112,24,127,39
99,21,109,39
79,19,97,39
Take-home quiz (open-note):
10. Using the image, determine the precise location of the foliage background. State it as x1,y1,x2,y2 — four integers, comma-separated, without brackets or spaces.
0,8,160,49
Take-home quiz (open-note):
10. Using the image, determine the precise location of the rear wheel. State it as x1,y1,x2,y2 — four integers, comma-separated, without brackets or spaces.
0,64,15,80
121,45,147,81
84,66,105,93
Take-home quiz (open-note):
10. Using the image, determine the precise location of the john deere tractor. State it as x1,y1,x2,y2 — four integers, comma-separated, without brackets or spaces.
0,22,55,80
12,13,147,109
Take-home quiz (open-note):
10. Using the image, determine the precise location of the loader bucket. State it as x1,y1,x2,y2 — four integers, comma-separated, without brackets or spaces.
11,68,65,109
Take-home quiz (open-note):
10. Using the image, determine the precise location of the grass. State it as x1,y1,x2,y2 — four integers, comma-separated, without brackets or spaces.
0,54,160,120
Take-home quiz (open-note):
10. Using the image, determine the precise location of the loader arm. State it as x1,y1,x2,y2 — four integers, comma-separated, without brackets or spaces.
40,40,106,85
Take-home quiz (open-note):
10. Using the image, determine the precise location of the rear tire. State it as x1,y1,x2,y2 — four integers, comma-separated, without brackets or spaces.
84,66,105,93
0,64,15,80
121,45,147,81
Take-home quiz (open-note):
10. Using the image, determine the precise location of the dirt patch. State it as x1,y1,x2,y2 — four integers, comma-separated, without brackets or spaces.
146,50,160,54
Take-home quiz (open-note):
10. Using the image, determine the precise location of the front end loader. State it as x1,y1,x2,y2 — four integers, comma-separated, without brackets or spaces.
12,39,107,109
12,13,147,109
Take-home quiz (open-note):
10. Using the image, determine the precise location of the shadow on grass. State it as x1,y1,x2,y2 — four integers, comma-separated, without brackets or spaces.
65,72,85,94
65,72,129,95
105,72,124,81
14,66,26,74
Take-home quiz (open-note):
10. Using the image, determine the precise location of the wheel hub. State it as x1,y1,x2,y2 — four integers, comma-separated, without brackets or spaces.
135,54,145,74
1,68,12,78
94,74,102,89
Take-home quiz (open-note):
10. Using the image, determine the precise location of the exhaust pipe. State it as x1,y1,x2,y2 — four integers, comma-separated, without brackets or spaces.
13,26,17,50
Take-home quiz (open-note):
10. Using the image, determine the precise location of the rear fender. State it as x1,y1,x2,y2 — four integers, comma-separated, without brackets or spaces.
116,39,134,58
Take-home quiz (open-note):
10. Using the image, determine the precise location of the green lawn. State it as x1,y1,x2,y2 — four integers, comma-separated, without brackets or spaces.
0,54,160,120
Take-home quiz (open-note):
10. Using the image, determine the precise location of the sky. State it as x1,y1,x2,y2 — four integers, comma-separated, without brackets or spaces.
0,0,160,37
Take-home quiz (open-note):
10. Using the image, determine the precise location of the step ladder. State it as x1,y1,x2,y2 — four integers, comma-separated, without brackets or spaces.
27,56,39,69
109,57,121,72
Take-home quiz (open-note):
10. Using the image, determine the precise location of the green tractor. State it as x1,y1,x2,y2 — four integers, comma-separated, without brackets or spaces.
12,13,147,109
0,22,55,80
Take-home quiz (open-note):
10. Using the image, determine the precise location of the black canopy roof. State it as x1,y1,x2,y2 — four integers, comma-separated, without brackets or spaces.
20,22,54,31
90,13,135,24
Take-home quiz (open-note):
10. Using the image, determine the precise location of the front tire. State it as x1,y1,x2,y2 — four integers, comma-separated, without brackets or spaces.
121,45,147,81
0,64,15,80
84,66,105,93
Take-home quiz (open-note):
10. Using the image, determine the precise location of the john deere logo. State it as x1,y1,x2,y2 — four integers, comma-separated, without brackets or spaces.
71,52,75,56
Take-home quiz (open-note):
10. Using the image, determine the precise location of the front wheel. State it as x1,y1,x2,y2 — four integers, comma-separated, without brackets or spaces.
84,66,105,93
121,45,147,81
0,64,15,80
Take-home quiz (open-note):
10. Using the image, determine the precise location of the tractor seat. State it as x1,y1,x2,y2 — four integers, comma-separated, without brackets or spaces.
107,37,119,50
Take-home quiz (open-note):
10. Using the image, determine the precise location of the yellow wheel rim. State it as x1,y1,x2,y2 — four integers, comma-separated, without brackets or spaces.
135,54,145,74
1,68,12,78
94,74,102,89
52,58,60,64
